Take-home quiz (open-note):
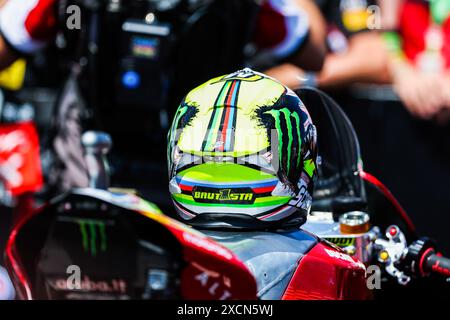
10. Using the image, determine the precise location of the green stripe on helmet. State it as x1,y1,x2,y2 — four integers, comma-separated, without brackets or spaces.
264,108,302,176
291,112,302,168
281,109,294,174
264,109,283,167
178,163,275,183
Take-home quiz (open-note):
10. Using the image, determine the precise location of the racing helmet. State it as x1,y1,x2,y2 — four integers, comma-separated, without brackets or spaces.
167,69,318,229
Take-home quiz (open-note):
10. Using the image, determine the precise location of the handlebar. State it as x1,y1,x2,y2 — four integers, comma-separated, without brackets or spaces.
422,252,450,278
402,237,450,280
380,234,450,283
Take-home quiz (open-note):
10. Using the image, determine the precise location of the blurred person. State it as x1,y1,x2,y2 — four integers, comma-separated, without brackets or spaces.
374,0,450,259
382,0,450,121
263,0,390,90
252,0,327,74
0,0,327,194
0,0,327,75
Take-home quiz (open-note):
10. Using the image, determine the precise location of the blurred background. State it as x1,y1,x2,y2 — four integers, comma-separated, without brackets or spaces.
0,0,449,259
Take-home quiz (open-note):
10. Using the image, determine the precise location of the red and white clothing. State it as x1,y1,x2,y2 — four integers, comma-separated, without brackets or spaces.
0,0,57,54
400,0,450,69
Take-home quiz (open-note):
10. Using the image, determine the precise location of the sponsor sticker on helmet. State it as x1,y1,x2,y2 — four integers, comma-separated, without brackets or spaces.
192,187,256,205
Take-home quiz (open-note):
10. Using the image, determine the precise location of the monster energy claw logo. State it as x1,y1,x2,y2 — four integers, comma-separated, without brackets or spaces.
264,108,302,176
78,219,108,257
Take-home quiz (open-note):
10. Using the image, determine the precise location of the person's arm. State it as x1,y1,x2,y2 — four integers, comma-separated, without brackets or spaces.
264,63,306,89
263,0,326,88
316,32,390,89
382,28,447,119
389,53,447,119
377,0,404,31
380,0,450,119
287,0,327,71
265,32,390,90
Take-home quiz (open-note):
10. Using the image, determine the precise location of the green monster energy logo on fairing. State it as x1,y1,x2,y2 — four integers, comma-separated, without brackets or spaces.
264,108,302,176
78,219,108,257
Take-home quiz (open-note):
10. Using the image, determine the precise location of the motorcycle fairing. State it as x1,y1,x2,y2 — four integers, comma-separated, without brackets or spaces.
203,229,318,300
5,189,257,300
204,229,370,300
282,241,370,300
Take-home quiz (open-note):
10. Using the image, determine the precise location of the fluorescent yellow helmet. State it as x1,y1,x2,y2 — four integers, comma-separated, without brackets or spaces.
167,69,317,229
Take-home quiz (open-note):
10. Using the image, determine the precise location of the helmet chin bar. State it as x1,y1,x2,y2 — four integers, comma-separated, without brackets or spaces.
186,211,307,231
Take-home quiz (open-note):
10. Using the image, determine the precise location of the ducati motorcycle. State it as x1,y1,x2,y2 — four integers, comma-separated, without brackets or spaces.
2,88,450,300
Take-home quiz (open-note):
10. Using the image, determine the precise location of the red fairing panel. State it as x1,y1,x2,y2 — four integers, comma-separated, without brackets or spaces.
282,242,370,300
6,203,258,300
147,219,258,300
